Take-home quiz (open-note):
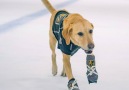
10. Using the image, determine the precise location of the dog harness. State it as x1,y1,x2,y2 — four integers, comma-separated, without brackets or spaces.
52,10,80,56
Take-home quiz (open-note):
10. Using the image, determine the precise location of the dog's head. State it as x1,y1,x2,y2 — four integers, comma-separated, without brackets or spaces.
62,14,94,52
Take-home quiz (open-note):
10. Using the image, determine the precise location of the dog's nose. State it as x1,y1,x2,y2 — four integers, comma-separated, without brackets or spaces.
88,43,95,49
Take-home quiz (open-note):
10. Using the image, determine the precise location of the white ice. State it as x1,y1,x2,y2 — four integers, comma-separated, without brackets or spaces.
0,0,129,90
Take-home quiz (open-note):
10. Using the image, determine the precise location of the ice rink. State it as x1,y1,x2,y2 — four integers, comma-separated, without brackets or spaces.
0,0,129,90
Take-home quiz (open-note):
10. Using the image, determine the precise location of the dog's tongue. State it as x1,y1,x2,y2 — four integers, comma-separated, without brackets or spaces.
85,50,92,54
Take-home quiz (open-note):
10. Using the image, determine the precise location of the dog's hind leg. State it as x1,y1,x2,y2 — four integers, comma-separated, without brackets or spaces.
61,64,67,77
49,29,57,76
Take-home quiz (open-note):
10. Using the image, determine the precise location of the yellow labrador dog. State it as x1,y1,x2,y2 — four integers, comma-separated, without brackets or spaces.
42,0,95,90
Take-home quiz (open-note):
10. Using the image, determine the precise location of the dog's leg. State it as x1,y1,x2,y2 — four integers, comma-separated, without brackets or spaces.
61,64,66,77
63,53,80,90
49,30,57,76
62,53,73,80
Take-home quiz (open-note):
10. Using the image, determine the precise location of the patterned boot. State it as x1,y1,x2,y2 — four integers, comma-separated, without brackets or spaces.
67,78,80,90
86,55,98,84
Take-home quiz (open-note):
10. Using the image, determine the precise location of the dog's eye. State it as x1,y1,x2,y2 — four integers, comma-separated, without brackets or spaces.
89,30,93,34
78,32,84,36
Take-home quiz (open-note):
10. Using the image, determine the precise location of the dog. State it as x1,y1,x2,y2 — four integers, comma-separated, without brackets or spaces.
41,0,95,90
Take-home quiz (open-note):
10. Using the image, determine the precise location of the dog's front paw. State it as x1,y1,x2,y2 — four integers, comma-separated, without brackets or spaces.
52,65,57,76
68,78,80,90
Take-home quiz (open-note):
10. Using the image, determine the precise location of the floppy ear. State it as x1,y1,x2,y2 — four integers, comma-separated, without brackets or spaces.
62,19,73,45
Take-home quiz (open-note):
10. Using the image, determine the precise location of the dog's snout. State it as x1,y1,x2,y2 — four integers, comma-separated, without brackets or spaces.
88,43,94,49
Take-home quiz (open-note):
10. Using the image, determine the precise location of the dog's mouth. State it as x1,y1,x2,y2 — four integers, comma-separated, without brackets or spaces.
84,50,93,54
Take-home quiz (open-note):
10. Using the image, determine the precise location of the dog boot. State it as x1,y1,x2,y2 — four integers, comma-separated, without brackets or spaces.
86,55,98,84
67,78,80,90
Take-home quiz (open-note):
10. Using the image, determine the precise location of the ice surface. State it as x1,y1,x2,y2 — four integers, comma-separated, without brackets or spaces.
0,0,129,90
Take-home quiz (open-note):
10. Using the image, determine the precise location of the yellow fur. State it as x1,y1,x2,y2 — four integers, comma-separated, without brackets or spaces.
41,0,94,80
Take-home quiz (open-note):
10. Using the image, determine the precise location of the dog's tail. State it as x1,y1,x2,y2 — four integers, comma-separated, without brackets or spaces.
41,0,56,14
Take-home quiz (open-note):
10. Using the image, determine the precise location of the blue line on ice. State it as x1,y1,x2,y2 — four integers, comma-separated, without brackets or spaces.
0,0,77,33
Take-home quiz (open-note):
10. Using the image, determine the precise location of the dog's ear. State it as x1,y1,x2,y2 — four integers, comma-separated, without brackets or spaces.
62,19,73,45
